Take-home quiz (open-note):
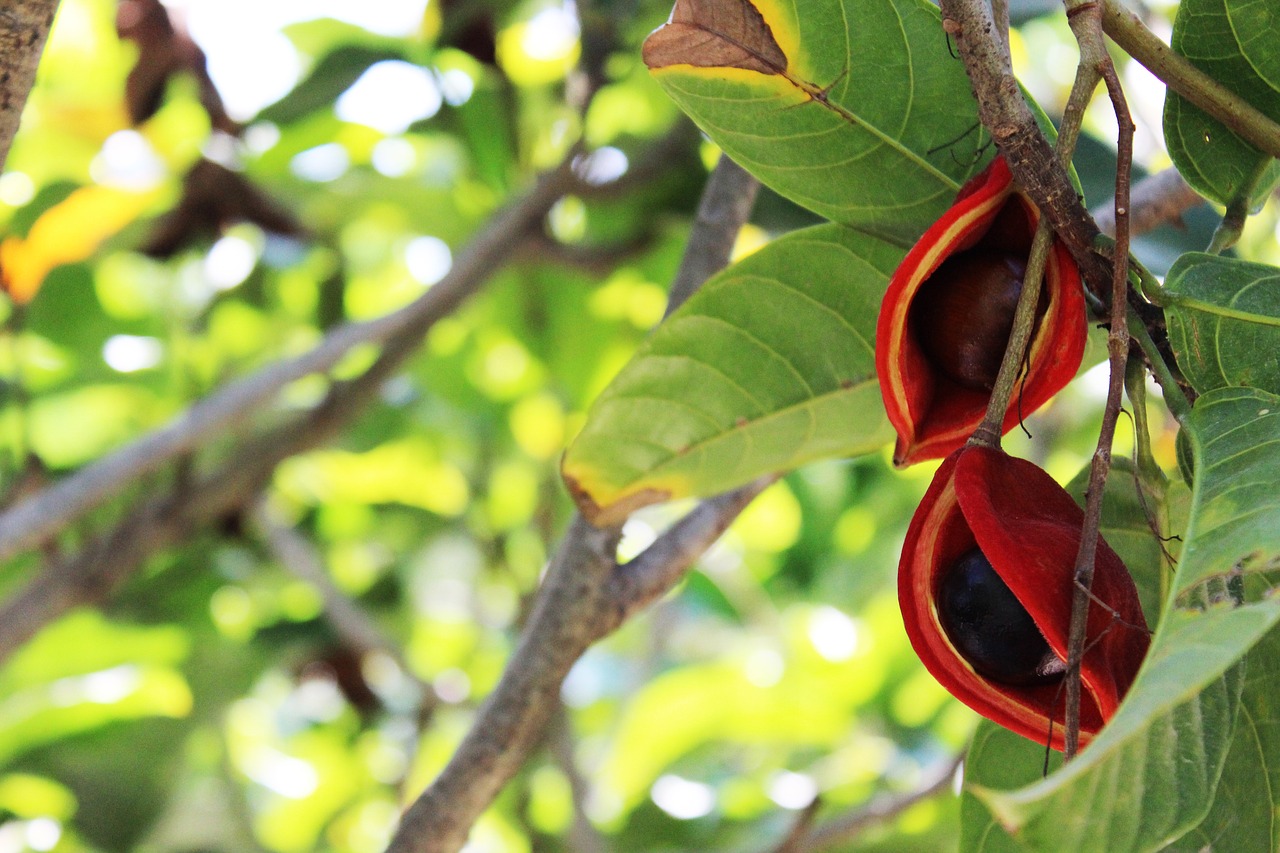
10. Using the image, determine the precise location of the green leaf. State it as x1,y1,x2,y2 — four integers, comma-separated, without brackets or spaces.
1163,0,1280,208
562,224,898,524
1225,0,1280,88
1165,623,1280,852
960,721,1053,853
964,386,1280,851
1066,457,1172,626
642,0,989,243
968,608,1256,853
1164,252,1280,395
1175,386,1280,594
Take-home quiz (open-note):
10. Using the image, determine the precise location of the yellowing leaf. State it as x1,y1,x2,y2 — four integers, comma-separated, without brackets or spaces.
1,186,154,304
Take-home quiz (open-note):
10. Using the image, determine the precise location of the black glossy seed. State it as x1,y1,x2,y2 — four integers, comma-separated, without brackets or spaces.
937,548,1065,686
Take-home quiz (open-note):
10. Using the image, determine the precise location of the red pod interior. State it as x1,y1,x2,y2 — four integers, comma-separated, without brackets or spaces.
876,157,1087,468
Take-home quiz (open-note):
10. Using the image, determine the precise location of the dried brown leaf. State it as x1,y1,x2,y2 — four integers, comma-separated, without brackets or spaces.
642,0,787,74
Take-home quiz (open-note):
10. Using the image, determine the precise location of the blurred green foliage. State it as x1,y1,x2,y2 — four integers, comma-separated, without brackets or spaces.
0,0,1265,851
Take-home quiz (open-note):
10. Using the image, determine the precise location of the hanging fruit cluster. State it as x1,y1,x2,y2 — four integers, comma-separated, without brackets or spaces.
876,156,1150,750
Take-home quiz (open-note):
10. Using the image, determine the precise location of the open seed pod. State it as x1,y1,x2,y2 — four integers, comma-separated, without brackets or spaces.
899,445,1150,750
876,156,1086,467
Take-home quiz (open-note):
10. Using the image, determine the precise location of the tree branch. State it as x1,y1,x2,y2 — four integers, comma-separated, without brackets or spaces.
609,476,774,619
785,753,962,852
0,0,60,172
387,515,624,853
1091,167,1203,237
387,154,764,852
664,154,761,317
0,157,577,564
0,157,578,663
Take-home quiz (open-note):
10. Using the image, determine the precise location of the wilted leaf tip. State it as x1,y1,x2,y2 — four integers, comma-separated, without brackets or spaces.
562,469,672,528
642,0,787,75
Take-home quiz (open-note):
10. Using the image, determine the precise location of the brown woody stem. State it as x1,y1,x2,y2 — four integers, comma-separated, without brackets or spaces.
1062,0,1134,761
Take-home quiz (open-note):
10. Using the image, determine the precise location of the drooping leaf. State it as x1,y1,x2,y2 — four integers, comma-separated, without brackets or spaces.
964,387,1280,851
1163,0,1280,208
1163,252,1280,395
562,223,899,524
968,609,1252,852
643,0,990,243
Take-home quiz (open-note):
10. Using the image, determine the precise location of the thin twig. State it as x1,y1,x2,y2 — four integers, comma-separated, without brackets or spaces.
769,796,824,853
1061,0,1135,761
969,221,1052,448
252,503,437,709
786,753,963,852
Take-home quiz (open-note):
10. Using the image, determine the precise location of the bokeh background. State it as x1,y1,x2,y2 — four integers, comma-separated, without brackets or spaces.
0,0,1270,850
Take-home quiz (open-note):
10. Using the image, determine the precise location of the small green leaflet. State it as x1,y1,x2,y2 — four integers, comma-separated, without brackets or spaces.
1163,252,1280,395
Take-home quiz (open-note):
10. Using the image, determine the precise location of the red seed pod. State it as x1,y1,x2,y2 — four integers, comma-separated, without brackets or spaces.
876,156,1087,467
899,445,1150,750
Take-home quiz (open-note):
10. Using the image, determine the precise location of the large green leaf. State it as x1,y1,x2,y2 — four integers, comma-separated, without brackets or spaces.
562,224,898,524
1165,623,1280,853
965,626,1280,853
642,0,988,243
1163,0,1280,207
964,387,1280,851
969,609,1253,852
1163,252,1280,395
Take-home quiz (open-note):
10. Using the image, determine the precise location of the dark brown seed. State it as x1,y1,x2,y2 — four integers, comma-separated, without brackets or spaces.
911,249,1027,392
